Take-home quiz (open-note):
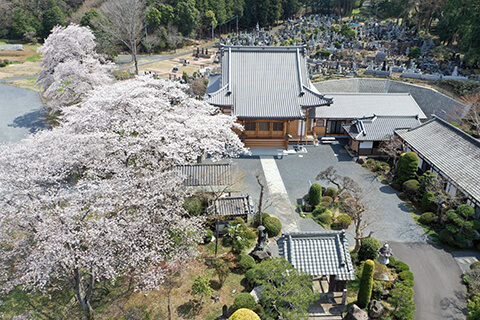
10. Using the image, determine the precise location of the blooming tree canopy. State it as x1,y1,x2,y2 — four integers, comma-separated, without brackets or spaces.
0,76,247,319
37,24,113,109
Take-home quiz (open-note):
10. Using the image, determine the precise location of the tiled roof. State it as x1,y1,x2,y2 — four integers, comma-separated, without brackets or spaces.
313,79,469,122
396,117,480,204
312,93,426,119
175,164,232,186
207,195,254,217
205,46,332,119
277,231,355,280
344,115,421,141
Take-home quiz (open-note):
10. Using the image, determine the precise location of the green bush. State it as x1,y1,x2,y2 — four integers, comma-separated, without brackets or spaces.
223,218,257,253
457,204,476,218
394,261,410,273
231,293,257,313
318,213,332,225
322,196,333,205
399,270,415,283
325,187,337,198
230,308,261,320
399,192,408,200
307,184,322,206
252,212,270,227
312,204,326,216
439,229,455,245
357,259,375,308
421,191,437,212
403,179,420,195
396,152,419,185
388,256,396,267
336,214,352,229
245,269,256,286
419,212,436,225
263,216,282,237
183,197,203,216
470,262,480,270
358,237,381,262
236,254,256,272
204,229,213,243
331,222,339,229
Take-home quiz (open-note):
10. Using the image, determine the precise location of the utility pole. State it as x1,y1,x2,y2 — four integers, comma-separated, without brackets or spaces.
212,21,214,43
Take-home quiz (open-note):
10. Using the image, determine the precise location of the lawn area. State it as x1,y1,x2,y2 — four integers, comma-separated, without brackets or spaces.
4,78,41,92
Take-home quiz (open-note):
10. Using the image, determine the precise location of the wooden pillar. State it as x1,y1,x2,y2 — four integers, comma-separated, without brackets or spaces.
328,275,336,292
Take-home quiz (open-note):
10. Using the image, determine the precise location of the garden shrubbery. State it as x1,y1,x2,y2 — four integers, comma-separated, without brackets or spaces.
357,259,375,308
223,218,256,253
396,152,419,185
231,293,257,313
358,237,380,262
252,212,270,227
263,216,282,237
336,214,352,229
236,254,256,272
307,184,322,206
418,212,436,225
183,197,203,216
403,179,419,195
325,187,337,198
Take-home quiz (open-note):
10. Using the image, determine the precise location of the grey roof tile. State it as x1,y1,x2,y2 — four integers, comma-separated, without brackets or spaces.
277,231,355,280
313,93,426,119
207,195,254,217
396,117,480,204
344,115,421,141
175,164,232,186
205,46,332,119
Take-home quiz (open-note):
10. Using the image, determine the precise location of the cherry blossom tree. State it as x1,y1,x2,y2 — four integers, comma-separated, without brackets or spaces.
37,24,113,110
0,77,247,319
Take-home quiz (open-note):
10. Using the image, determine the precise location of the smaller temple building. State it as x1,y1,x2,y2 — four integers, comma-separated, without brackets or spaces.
277,231,355,292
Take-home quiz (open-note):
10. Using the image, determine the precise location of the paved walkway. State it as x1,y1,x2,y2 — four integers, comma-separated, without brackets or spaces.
260,156,299,233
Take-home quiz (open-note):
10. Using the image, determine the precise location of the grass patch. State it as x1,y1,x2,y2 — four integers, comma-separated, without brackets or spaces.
24,53,42,62
5,78,41,92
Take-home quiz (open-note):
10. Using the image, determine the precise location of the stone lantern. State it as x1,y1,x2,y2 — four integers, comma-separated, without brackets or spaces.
377,243,393,265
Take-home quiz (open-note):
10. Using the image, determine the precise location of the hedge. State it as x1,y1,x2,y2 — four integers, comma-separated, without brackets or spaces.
358,237,380,262
264,216,282,237
418,212,436,225
229,308,261,320
394,261,410,273
397,152,419,185
421,191,436,212
357,259,375,308
336,214,352,229
231,293,257,313
236,254,256,272
403,179,419,195
308,184,323,206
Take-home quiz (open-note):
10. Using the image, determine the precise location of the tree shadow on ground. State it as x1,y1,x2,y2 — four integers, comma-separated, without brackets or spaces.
379,185,396,194
9,109,48,133
176,299,201,319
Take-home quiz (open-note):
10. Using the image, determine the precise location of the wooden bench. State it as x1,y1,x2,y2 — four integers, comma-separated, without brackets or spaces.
321,137,335,144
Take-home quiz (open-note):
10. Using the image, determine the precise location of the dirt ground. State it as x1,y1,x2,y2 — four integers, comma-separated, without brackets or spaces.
0,44,42,80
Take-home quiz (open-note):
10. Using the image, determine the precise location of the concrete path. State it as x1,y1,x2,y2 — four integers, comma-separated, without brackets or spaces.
390,242,467,320
260,156,299,233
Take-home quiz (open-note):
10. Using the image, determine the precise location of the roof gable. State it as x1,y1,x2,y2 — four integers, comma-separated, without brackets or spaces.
205,46,332,119
344,115,421,141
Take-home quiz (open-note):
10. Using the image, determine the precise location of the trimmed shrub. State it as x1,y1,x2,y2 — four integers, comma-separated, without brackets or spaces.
403,179,420,195
312,204,326,216
470,262,480,270
245,268,256,286
399,192,408,200
183,197,203,216
388,256,396,267
252,212,270,227
336,214,352,229
396,152,419,185
231,294,257,313
421,191,437,212
321,201,331,208
457,204,476,218
322,196,334,205
308,184,323,206
419,212,436,225
331,222,339,229
357,259,375,308
236,254,256,272
325,187,337,198
229,308,261,320
358,237,381,262
439,229,455,245
204,229,213,243
263,216,282,237
394,261,410,273
318,213,332,225
399,270,414,283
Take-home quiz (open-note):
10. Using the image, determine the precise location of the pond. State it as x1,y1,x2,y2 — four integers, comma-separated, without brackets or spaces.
0,83,47,143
